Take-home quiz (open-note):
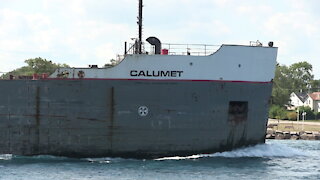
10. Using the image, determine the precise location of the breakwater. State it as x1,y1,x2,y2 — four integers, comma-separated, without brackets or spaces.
266,119,320,140
266,129,320,140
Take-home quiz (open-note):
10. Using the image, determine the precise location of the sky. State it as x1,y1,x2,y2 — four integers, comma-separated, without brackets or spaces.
0,0,319,78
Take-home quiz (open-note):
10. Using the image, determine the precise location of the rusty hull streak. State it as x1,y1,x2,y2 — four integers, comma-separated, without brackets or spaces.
165,109,177,113
76,117,105,122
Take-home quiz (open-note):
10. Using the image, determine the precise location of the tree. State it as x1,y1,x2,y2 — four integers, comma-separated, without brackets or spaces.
271,61,315,106
24,57,69,74
269,105,287,119
271,64,291,106
104,59,120,67
288,61,314,92
297,106,316,120
1,57,69,79
310,79,320,92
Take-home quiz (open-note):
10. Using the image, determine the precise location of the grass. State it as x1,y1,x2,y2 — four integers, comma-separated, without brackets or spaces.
304,120,320,122
269,122,320,132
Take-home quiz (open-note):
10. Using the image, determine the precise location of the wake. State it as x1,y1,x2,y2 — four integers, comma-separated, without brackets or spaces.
0,142,310,162
155,142,309,161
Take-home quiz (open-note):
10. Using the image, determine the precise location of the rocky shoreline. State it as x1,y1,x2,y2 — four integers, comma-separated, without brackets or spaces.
266,119,320,140
266,129,320,140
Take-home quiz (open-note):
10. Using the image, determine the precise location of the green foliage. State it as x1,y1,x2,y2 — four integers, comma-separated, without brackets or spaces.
104,59,117,67
1,57,69,78
310,79,320,92
287,111,297,120
297,106,317,120
24,57,69,74
271,64,291,106
288,61,314,92
271,61,315,106
268,105,319,120
269,105,287,119
315,112,320,120
271,85,290,107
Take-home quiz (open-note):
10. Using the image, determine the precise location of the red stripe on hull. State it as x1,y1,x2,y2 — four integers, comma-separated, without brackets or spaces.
44,78,272,84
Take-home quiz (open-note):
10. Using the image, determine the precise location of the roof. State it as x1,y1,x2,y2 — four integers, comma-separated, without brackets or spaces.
293,92,309,102
309,92,320,101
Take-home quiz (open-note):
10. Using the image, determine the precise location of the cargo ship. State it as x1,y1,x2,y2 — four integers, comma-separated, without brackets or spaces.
0,0,277,158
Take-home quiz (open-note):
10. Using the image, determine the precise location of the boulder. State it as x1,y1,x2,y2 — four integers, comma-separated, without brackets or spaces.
290,135,299,140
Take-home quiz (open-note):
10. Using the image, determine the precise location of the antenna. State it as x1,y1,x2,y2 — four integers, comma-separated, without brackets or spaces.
137,0,143,54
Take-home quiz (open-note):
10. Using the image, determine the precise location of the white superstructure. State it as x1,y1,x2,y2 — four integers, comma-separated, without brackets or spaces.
50,45,277,83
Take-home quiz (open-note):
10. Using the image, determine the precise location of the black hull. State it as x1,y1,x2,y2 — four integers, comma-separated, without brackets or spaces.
0,79,272,158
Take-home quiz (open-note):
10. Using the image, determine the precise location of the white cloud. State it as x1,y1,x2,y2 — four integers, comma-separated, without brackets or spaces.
95,43,117,64
265,12,319,37
185,20,231,36
0,1,137,70
0,8,55,50
263,7,320,78
289,0,308,10
43,0,86,16
237,5,273,15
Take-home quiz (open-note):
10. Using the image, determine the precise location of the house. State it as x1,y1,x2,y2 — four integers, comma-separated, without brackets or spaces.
305,92,320,112
289,92,308,109
289,92,320,112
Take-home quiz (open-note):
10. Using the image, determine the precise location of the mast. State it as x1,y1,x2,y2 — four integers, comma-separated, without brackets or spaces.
137,0,143,54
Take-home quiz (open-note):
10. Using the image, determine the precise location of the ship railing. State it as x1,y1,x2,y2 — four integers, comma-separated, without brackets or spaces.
104,42,138,67
125,42,220,56
125,42,138,55
111,42,221,67
125,42,146,55
161,43,221,56
250,40,263,47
